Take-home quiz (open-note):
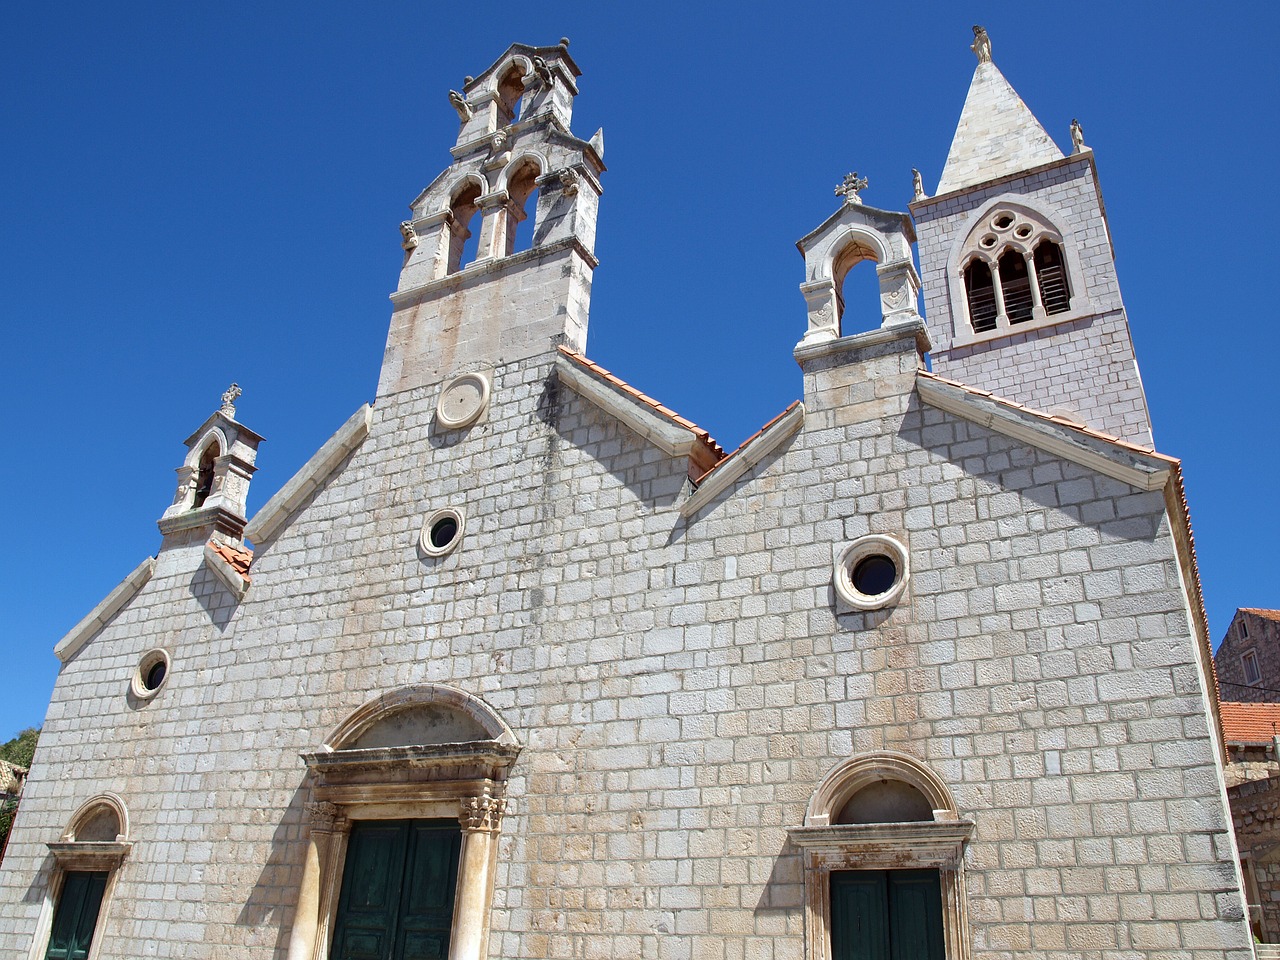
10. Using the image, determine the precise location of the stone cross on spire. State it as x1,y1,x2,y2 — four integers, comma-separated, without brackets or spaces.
971,25,992,63
835,172,868,205
220,383,242,417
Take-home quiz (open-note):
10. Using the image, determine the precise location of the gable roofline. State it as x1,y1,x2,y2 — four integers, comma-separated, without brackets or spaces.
555,347,724,477
1240,608,1280,623
681,401,804,519
204,540,252,599
54,556,156,663
245,404,373,544
915,370,1174,491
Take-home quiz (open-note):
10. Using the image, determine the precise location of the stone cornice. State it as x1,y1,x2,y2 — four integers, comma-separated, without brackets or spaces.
54,556,156,663
244,404,373,544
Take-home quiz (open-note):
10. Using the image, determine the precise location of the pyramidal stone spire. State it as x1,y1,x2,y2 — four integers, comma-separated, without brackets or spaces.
935,26,1064,195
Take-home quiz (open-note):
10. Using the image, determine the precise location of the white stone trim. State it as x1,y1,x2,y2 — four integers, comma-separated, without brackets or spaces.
203,543,249,599
129,648,171,701
53,556,156,663
916,373,1173,491
555,353,700,457
419,508,465,558
832,534,909,611
680,403,805,518
245,404,373,543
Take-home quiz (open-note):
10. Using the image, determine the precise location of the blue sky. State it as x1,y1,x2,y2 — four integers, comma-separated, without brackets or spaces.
2,3,1277,740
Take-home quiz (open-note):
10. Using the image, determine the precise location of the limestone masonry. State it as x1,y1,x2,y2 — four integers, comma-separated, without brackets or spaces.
0,32,1253,960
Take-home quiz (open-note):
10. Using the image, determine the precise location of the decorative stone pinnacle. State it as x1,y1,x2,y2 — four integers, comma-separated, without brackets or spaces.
971,25,992,64
912,168,926,202
1070,118,1086,153
835,172,868,205
559,37,570,47
220,383,242,417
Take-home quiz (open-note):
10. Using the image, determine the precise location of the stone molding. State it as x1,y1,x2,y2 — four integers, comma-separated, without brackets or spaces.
54,556,156,663
202,542,249,598
680,402,805,519
245,404,373,544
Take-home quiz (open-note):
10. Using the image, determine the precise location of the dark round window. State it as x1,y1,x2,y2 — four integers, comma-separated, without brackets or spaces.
430,516,459,550
851,555,897,597
144,659,167,691
993,213,1014,229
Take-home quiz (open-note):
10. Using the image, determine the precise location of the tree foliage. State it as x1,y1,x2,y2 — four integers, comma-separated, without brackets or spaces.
0,726,38,862
0,727,39,770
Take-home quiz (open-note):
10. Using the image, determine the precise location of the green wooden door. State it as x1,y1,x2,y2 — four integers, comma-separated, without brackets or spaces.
331,820,461,960
830,869,944,960
45,871,108,960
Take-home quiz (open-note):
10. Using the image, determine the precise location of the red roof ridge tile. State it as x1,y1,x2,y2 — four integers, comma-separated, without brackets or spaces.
1220,701,1280,742
207,539,253,581
556,345,725,460
696,400,803,485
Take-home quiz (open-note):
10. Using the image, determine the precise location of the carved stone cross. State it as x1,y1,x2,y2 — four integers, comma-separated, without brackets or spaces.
221,383,242,417
835,172,868,205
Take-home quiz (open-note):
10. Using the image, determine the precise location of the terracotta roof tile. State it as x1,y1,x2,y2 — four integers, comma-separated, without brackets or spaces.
696,401,803,485
1242,609,1280,624
557,346,725,462
1221,702,1280,743
207,539,253,582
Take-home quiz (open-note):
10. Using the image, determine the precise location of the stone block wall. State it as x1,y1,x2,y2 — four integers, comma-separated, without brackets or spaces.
0,323,1252,958
1229,776,1280,943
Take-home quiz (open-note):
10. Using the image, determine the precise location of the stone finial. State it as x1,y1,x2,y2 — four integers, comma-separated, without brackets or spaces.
220,383,242,417
1070,118,1086,153
559,37,570,47
835,172,868,205
912,168,926,202
400,221,419,250
448,90,473,123
971,25,992,64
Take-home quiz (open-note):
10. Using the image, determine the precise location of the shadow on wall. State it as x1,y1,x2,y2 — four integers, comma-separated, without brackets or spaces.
235,780,310,956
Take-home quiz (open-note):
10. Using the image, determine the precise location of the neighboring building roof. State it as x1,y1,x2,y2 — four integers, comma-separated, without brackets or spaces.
0,760,26,796
1221,702,1280,743
936,59,1064,195
1241,609,1280,624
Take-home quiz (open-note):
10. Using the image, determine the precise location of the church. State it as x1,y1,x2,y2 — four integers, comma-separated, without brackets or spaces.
0,29,1254,960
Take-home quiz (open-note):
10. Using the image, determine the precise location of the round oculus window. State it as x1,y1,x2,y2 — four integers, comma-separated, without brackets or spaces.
834,535,909,610
436,372,491,429
130,648,171,700
992,213,1015,230
420,508,465,557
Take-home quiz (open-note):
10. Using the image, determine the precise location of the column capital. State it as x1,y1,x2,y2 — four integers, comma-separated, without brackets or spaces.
306,800,343,833
459,794,506,834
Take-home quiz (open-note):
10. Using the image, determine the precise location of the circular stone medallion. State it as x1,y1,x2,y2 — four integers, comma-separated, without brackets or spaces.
436,372,491,429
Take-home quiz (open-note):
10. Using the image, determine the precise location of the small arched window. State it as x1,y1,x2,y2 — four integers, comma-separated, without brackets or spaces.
192,442,219,509
832,240,881,334
447,182,483,274
963,260,997,332
1034,239,1071,314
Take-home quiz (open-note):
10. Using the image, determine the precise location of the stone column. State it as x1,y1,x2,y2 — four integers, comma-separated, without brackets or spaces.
285,801,341,960
990,257,1008,327
449,793,506,960
473,192,518,262
1024,252,1045,320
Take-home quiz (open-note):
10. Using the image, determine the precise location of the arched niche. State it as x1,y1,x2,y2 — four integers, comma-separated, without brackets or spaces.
46,792,132,871
806,749,958,827
321,683,518,752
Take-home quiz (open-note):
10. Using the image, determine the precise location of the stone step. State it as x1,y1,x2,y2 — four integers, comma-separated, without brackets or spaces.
1254,945,1280,960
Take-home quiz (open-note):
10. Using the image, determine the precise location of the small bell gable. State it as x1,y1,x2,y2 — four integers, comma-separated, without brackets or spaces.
157,384,262,545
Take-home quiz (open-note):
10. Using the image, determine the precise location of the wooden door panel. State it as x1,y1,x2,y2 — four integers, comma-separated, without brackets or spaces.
830,871,890,960
45,871,107,960
888,870,945,960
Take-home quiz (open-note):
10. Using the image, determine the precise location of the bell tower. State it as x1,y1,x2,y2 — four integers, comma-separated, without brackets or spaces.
911,27,1153,446
378,40,605,399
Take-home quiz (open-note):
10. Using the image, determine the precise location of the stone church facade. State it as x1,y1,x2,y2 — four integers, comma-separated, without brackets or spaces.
0,32,1254,960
